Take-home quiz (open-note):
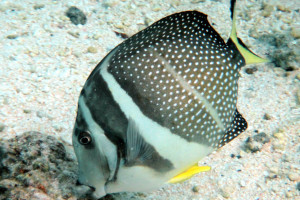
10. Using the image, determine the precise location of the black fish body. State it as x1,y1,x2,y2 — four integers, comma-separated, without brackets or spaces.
107,11,246,147
72,0,267,198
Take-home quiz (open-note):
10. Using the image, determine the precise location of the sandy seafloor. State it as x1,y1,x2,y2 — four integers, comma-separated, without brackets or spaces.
0,0,299,199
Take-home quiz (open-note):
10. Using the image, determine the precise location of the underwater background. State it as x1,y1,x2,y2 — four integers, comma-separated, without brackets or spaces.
0,0,299,199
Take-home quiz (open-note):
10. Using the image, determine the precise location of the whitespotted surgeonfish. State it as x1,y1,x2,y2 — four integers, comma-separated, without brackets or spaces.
72,0,268,198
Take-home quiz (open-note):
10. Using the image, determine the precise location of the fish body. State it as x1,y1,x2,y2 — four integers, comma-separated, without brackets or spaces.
72,0,267,198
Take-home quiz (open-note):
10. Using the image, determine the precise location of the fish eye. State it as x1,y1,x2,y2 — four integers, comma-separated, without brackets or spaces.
78,132,92,145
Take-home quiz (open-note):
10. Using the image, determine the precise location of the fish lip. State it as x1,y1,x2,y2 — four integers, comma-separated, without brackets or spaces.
91,184,107,199
88,185,96,192
76,179,96,192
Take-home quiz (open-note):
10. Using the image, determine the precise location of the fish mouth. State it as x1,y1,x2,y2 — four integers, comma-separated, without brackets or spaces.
92,185,107,199
88,185,96,192
76,179,96,192
76,178,108,198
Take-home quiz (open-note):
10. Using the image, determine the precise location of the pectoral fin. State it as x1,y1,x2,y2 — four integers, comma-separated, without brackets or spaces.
125,118,174,172
168,165,211,184
125,118,155,165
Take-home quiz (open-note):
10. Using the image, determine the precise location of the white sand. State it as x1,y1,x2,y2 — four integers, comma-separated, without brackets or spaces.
0,0,299,199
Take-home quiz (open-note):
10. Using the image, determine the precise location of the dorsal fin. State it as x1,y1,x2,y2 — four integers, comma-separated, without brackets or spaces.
228,0,268,65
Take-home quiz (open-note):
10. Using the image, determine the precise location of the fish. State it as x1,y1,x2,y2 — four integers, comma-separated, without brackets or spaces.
72,0,268,198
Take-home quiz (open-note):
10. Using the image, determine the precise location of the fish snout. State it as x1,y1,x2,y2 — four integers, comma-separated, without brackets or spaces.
76,179,96,192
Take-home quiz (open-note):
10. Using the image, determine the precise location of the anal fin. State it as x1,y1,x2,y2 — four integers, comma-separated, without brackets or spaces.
218,109,248,148
168,164,211,184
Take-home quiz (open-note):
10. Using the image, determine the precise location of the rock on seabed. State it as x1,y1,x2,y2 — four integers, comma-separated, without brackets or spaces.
0,132,82,199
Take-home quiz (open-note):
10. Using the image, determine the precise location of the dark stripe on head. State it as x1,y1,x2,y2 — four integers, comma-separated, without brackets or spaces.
74,104,88,137
81,72,128,153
